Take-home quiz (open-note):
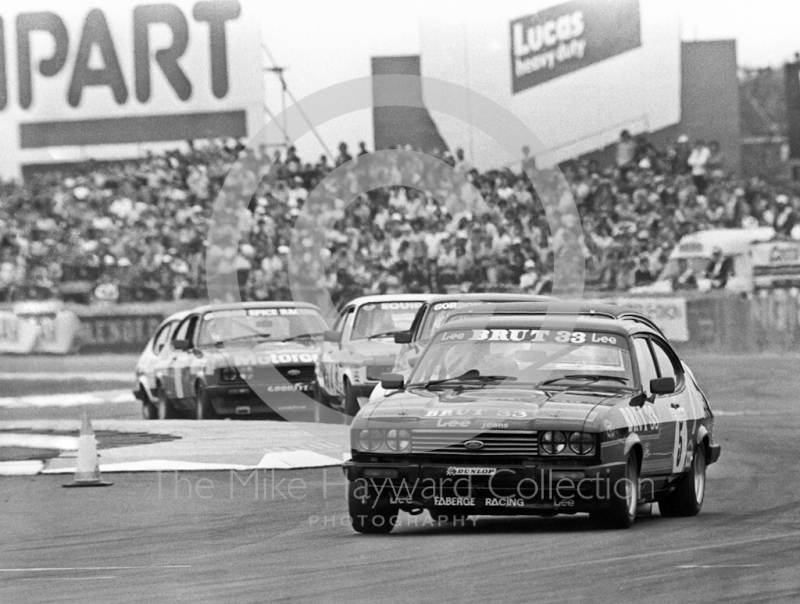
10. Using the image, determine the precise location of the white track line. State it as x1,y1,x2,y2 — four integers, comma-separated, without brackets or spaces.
0,372,132,382
0,434,79,450
0,390,135,408
0,565,190,572
509,531,800,576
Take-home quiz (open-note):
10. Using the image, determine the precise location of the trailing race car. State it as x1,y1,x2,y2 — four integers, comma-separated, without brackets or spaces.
134,302,328,420
368,293,551,402
343,306,720,533
316,294,433,416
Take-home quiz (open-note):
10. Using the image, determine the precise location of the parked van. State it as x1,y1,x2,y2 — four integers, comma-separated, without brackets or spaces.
630,227,779,294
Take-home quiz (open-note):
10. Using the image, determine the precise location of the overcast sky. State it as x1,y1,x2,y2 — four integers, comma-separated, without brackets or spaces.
679,0,800,67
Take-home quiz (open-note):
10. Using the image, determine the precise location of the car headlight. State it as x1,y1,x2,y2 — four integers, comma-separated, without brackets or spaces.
220,367,240,382
568,431,595,455
357,429,384,451
385,429,411,452
541,430,566,454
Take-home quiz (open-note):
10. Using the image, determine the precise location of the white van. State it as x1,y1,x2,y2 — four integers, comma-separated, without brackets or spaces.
630,227,777,294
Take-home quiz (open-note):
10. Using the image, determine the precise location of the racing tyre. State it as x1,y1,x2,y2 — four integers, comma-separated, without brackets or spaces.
348,481,398,534
591,453,639,529
344,380,360,418
141,388,157,420
194,382,218,420
658,441,706,518
156,386,175,420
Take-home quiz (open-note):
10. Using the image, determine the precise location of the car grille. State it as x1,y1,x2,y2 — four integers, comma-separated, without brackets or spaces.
224,365,317,383
411,430,538,456
275,365,317,383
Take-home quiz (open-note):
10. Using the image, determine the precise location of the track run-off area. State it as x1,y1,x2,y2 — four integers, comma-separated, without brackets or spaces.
1,352,799,603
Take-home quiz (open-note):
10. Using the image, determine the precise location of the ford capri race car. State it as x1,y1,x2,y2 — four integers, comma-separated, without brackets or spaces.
343,309,720,533
316,294,433,416
134,302,328,420
369,293,551,402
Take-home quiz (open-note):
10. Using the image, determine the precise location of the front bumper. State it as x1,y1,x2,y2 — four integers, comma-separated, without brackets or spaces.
343,458,628,514
206,382,316,417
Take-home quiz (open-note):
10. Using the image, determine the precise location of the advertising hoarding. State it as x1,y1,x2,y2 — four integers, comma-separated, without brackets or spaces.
0,0,263,179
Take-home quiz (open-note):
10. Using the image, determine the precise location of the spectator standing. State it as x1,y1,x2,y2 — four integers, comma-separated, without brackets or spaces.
672,257,698,291
616,130,636,179
633,255,655,286
521,145,537,175
335,142,353,166
705,247,734,289
673,135,692,174
774,195,797,237
688,140,711,194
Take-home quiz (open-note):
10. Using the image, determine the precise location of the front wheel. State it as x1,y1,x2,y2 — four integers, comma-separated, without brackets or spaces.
194,383,218,420
591,453,639,529
141,388,157,420
348,481,398,534
659,442,706,517
344,380,360,417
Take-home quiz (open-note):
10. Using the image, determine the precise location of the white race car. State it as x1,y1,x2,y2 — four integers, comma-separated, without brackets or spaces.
316,294,433,416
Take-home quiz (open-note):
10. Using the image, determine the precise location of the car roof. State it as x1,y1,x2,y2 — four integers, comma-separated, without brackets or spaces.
444,301,665,337
164,301,322,321
423,293,551,305
345,294,435,307
438,314,647,337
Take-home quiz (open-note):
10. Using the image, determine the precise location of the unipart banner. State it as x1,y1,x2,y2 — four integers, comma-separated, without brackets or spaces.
510,0,641,94
0,0,263,179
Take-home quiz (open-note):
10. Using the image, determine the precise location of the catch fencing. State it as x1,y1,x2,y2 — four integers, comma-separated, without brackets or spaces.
1,292,799,354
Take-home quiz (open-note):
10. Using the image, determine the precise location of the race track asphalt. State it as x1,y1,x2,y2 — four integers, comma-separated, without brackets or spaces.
1,353,800,604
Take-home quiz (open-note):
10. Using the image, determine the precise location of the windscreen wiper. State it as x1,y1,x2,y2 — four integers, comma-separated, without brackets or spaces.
214,333,272,346
367,331,398,340
281,332,325,342
540,374,629,387
411,369,518,389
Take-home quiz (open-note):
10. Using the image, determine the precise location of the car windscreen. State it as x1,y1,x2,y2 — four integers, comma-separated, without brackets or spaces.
408,327,634,388
351,301,424,340
197,308,328,345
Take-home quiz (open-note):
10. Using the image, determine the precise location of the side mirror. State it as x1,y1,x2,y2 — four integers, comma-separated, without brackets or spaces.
380,373,405,390
323,330,342,343
649,377,675,396
173,339,192,351
407,355,419,368
394,331,412,344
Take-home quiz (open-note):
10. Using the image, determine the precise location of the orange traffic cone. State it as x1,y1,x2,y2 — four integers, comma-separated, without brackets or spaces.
63,411,112,488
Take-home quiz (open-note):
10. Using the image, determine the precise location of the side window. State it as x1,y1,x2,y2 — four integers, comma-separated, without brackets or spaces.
172,316,198,345
333,307,352,332
341,308,356,340
633,337,658,391
651,339,679,382
152,322,174,355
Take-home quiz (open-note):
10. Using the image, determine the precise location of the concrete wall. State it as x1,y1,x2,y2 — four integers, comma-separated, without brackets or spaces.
680,40,742,174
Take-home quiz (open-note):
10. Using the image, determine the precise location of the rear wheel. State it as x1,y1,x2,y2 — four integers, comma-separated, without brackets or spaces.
659,442,706,517
344,380,360,417
194,382,218,420
156,385,175,420
591,453,639,529
348,481,398,534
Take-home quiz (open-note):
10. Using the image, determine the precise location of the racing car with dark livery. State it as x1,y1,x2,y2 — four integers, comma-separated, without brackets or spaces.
343,306,720,532
134,302,328,420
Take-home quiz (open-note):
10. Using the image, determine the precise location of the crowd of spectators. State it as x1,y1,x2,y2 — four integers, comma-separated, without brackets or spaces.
0,132,798,306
